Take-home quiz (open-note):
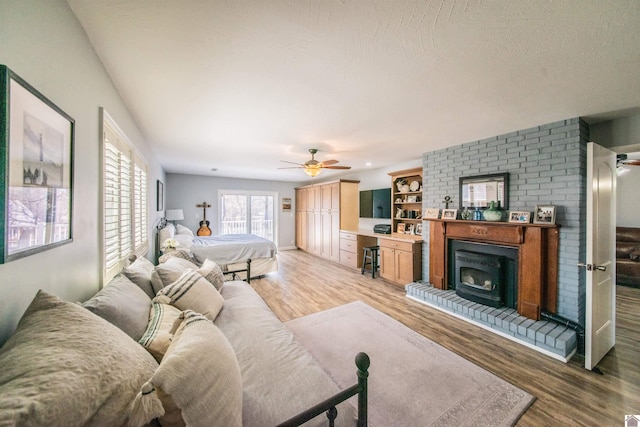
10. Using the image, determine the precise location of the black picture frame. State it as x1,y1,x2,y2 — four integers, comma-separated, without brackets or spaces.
0,65,74,264
459,172,509,210
157,180,163,211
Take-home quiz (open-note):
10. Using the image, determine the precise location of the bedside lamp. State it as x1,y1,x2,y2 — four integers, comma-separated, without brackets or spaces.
165,209,184,225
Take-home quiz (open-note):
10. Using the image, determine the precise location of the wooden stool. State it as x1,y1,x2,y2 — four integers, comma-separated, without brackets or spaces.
361,245,380,278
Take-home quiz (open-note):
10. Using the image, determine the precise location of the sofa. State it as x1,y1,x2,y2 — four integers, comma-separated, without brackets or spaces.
0,254,362,426
616,227,640,287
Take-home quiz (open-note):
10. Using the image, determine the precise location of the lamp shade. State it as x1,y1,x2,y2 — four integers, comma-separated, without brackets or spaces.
304,166,322,177
165,209,184,221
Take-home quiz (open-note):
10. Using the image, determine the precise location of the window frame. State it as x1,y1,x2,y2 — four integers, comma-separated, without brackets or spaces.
217,189,278,245
101,109,148,283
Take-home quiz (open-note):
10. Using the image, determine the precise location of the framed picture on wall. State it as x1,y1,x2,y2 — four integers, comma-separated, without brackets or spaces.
533,205,556,224
157,180,164,211
0,65,75,264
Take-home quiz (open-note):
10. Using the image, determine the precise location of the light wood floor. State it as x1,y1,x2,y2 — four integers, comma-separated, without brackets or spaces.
250,249,640,426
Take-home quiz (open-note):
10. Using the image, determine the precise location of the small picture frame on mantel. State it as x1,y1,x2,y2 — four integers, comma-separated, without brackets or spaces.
397,223,406,233
533,205,556,224
442,209,458,220
508,211,531,223
423,208,440,219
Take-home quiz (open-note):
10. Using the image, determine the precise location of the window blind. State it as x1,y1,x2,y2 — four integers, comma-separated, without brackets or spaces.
102,116,148,282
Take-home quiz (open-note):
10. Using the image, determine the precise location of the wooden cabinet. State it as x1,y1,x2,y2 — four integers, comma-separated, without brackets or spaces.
339,231,377,269
295,180,359,263
378,237,422,285
388,167,423,236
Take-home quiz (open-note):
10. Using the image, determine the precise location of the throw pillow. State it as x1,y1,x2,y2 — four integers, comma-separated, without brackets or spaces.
82,274,152,341
154,270,224,321
0,290,158,427
198,259,225,291
150,257,199,294
129,312,242,427
158,249,193,264
123,256,156,298
175,224,194,237
630,249,640,262
158,223,176,245
138,302,183,362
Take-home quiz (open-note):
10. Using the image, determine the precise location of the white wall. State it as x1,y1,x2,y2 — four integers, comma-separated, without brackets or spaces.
617,163,640,227
0,0,164,345
166,174,300,249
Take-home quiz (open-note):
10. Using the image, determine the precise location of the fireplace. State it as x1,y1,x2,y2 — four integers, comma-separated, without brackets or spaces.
455,250,503,307
449,240,518,309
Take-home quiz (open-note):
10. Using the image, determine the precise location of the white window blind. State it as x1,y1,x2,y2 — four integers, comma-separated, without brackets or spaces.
102,114,148,282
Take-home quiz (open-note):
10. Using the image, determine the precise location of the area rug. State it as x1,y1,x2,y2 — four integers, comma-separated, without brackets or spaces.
285,301,535,427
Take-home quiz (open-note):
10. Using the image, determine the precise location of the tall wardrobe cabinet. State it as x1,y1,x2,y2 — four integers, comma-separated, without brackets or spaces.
295,180,359,262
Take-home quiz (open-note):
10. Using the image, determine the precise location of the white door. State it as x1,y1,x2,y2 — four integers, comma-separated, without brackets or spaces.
584,142,616,370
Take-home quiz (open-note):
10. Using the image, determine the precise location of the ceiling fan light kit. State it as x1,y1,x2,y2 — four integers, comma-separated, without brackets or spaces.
279,148,352,177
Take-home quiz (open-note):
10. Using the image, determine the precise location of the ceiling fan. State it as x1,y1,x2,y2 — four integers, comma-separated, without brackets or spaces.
279,148,352,177
617,154,640,167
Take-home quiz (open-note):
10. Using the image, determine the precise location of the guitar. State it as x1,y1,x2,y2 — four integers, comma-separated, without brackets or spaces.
196,202,212,236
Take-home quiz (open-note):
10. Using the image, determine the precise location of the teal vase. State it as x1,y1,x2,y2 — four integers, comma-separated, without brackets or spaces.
483,201,502,221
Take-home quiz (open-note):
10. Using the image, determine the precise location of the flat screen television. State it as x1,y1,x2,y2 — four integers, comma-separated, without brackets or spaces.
359,188,391,219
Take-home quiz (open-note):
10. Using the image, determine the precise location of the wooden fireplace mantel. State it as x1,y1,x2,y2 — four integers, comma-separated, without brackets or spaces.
428,219,559,320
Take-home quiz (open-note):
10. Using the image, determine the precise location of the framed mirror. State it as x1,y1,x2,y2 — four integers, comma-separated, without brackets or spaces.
459,173,509,209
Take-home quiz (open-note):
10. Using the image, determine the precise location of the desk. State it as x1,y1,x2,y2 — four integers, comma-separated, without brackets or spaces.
340,229,423,285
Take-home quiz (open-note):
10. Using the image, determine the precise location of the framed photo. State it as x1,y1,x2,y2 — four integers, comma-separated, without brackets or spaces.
424,208,440,219
281,197,291,212
397,223,406,233
406,224,414,234
442,209,458,220
156,180,164,211
0,66,74,263
414,223,423,236
508,211,531,223
534,205,556,224
407,195,417,203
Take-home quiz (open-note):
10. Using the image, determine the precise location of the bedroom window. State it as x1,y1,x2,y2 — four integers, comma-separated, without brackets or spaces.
102,110,148,282
218,191,276,243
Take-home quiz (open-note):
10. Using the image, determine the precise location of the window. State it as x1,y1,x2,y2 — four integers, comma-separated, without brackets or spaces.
218,191,276,243
102,111,148,282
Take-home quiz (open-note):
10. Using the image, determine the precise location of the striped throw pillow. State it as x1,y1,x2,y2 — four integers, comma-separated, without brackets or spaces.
154,270,224,321
138,302,182,362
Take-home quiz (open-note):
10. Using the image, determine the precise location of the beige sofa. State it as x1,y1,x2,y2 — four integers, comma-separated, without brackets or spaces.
0,255,359,426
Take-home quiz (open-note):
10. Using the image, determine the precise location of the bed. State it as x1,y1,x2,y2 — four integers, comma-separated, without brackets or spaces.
157,222,278,279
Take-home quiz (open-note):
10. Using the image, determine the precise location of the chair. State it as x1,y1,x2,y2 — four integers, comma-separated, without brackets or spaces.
361,246,380,278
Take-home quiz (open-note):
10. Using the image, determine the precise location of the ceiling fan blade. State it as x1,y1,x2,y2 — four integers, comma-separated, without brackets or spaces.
277,166,304,169
323,165,351,170
623,160,640,166
321,159,339,166
280,160,305,166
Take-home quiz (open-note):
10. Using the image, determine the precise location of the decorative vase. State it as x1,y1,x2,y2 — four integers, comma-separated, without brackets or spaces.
483,201,502,221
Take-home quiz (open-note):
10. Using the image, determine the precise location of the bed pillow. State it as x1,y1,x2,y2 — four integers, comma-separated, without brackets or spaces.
158,223,176,245
129,312,242,427
176,224,194,237
82,274,152,341
151,257,200,294
123,256,156,298
198,259,225,291
0,290,158,427
154,270,224,321
138,302,183,362
158,249,194,264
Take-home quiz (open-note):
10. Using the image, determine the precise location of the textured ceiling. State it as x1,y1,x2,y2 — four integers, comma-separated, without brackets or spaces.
66,0,640,182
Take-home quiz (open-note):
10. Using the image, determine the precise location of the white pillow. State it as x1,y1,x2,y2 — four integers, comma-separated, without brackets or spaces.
129,312,242,427
150,257,200,294
154,269,224,321
176,224,194,237
158,223,175,245
138,302,183,362
198,259,225,291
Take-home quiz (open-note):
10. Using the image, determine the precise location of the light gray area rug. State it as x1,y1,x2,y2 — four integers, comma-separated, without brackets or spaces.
285,301,535,427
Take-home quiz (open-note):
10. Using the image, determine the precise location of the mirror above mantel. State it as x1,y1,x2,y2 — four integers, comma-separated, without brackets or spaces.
459,172,509,210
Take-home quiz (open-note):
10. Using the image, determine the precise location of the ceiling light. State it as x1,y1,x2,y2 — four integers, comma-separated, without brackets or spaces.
304,166,321,177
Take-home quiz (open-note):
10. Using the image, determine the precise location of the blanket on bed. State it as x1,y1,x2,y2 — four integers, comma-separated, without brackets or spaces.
190,234,277,265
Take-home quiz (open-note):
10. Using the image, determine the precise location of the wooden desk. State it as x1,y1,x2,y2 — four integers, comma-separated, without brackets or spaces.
340,229,423,285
